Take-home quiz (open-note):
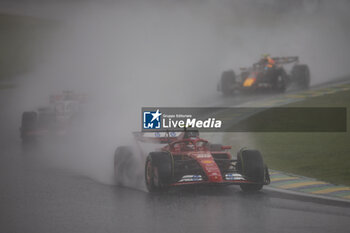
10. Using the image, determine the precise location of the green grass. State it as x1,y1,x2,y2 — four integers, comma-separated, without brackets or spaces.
225,89,350,186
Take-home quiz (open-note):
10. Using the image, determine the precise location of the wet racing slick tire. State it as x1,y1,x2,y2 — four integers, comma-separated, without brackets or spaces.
145,152,173,193
220,70,236,96
114,146,136,186
291,64,310,89
237,149,265,192
20,111,37,142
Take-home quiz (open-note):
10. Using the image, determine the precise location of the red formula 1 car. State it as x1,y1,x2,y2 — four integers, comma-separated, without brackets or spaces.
114,130,270,192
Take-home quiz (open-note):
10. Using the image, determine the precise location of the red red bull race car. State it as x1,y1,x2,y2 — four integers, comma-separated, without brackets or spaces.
114,130,270,192
218,56,310,96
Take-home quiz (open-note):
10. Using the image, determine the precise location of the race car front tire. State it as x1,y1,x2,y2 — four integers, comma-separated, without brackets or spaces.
237,149,265,192
145,152,173,192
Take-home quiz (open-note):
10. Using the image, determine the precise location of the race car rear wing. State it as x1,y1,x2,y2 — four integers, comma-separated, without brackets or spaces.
133,132,179,144
49,91,88,104
253,56,299,68
271,56,299,65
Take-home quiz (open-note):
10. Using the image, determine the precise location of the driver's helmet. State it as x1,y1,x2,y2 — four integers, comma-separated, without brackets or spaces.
185,142,195,151
261,54,270,59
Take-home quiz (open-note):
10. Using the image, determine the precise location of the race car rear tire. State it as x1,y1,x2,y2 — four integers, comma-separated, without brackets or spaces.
291,64,310,89
145,152,173,192
114,146,136,186
237,149,265,192
20,111,37,142
221,70,236,96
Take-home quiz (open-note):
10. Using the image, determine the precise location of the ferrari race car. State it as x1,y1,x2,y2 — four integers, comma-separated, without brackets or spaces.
20,91,87,142
114,130,270,192
217,56,310,96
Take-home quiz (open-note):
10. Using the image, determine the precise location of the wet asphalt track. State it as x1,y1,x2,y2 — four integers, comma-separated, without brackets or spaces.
1,86,350,233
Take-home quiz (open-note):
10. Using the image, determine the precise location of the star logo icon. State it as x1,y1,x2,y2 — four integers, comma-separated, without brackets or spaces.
143,109,162,129
151,109,162,122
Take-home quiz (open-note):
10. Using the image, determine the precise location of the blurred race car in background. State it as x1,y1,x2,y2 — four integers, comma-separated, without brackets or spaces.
218,56,310,96
20,91,87,142
114,130,270,192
